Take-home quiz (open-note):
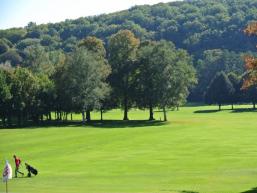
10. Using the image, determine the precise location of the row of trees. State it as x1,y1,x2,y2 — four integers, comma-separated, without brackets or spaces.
205,71,257,110
205,22,257,110
1,0,257,102
0,30,196,126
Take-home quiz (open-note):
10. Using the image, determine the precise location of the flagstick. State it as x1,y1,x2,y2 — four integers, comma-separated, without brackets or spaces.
6,181,8,193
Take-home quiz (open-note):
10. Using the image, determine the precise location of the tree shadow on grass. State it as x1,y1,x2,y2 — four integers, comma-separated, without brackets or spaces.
194,109,220,113
0,120,167,129
161,190,198,193
240,187,257,193
231,108,257,113
194,107,257,114
88,120,166,128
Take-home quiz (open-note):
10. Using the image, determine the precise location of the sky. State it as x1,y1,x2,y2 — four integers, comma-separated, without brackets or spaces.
0,0,177,29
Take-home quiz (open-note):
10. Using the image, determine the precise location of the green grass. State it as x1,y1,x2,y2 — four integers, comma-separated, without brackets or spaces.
1,105,257,193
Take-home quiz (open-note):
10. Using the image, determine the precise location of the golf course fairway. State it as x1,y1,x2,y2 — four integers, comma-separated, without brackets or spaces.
1,105,257,193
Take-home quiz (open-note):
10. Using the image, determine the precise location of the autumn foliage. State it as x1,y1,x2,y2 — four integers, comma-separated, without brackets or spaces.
242,22,257,89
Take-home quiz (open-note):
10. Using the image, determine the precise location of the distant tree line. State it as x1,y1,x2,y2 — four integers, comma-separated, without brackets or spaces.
1,0,257,101
205,71,257,110
0,30,196,126
205,22,257,110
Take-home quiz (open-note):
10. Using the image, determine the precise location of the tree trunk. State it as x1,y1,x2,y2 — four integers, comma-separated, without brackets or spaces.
82,111,85,124
231,103,234,110
149,104,154,120
163,107,167,122
253,102,256,109
7,116,12,127
70,113,73,121
86,110,91,122
2,116,6,127
100,109,103,121
18,112,22,126
219,104,221,111
123,96,129,120
177,106,179,111
49,112,52,121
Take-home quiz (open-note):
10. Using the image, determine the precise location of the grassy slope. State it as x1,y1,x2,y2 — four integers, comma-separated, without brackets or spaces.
1,105,257,193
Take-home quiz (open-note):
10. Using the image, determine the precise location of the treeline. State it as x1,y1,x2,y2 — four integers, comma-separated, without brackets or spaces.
205,71,257,110
1,0,257,101
0,30,196,126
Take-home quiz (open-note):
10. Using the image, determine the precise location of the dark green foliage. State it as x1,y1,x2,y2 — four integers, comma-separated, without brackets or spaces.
1,0,257,102
108,30,140,120
0,68,12,126
63,47,111,123
0,28,26,43
0,39,10,55
191,49,244,101
205,71,235,110
10,67,39,125
22,45,53,74
2,0,257,125
0,49,23,66
2,0,257,56
136,40,196,120
16,38,41,50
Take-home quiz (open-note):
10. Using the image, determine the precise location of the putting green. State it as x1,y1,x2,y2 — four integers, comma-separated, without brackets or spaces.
1,105,257,193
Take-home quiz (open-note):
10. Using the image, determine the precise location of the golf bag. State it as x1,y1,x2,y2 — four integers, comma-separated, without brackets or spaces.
26,164,38,177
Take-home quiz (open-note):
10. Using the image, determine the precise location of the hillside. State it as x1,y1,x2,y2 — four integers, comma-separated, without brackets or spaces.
1,0,257,53
1,0,257,100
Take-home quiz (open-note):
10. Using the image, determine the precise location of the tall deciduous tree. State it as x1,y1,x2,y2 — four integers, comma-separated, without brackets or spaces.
108,30,140,120
136,40,196,121
64,47,111,123
135,41,159,120
155,41,196,121
78,36,110,121
11,67,39,125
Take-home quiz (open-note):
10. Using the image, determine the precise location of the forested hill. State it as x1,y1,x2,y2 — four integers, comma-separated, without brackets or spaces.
1,0,257,54
1,0,257,100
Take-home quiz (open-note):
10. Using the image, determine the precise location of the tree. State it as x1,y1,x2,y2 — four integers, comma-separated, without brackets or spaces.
11,67,39,125
135,41,159,120
154,41,196,121
108,30,140,120
205,71,234,110
192,49,244,101
64,47,110,123
245,85,257,109
0,49,23,66
79,36,106,57
227,72,241,110
16,38,41,50
33,74,55,122
78,36,110,121
242,22,257,89
23,45,53,75
0,68,12,126
136,40,196,121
